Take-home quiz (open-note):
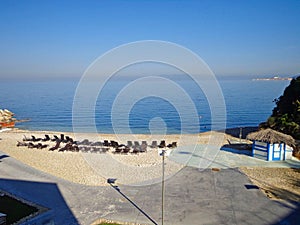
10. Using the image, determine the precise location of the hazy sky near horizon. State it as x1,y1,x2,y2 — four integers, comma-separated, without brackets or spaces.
0,0,300,80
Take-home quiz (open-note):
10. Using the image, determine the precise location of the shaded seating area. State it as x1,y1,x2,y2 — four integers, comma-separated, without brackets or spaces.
246,128,295,161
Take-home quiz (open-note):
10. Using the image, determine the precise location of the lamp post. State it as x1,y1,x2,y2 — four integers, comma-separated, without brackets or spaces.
160,149,166,225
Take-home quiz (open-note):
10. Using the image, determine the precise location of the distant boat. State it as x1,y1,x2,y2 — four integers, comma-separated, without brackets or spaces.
252,76,292,81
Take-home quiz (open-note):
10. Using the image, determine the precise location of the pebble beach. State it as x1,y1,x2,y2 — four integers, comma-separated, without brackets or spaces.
1,127,300,204
0,128,231,186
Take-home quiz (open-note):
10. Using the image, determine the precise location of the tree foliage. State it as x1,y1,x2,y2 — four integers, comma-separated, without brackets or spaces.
260,76,300,140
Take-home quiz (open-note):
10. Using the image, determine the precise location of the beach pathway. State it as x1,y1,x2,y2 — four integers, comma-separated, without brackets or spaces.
169,144,300,169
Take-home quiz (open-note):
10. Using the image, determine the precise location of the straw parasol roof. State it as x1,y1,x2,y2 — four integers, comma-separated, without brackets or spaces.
246,128,296,146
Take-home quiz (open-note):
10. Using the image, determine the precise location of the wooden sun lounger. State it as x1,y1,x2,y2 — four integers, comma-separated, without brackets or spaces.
127,141,133,147
159,140,166,148
150,141,158,148
103,140,110,146
49,141,61,151
42,134,50,142
131,146,140,154
121,147,130,154
140,143,147,152
167,142,177,148
113,148,122,154
17,141,28,147
51,135,59,142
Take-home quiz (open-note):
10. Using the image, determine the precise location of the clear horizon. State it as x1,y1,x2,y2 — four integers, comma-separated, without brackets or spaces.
1,0,300,80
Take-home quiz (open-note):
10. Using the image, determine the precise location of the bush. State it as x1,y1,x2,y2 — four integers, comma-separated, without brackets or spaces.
260,76,300,140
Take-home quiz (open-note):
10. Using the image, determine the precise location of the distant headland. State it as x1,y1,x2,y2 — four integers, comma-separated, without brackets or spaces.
252,76,292,81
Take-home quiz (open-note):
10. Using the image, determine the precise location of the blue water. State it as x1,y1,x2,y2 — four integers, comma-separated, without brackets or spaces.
0,77,290,134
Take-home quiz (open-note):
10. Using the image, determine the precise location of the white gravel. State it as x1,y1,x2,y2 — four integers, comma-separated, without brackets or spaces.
1,129,225,186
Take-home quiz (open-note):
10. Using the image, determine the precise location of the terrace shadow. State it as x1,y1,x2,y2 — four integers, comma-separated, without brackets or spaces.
0,154,9,162
0,178,78,224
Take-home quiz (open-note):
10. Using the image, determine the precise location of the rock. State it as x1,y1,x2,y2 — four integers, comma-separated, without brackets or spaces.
4,109,14,116
0,108,16,125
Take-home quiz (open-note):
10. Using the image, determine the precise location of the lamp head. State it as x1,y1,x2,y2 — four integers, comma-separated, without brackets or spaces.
107,178,117,184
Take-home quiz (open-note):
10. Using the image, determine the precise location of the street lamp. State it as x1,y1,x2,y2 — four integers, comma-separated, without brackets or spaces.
159,149,166,225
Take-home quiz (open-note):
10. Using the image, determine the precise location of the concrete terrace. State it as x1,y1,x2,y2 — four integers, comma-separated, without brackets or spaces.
1,149,300,225
169,144,300,169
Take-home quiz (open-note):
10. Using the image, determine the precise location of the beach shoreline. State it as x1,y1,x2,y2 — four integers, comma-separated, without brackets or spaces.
0,127,253,186
2,127,300,204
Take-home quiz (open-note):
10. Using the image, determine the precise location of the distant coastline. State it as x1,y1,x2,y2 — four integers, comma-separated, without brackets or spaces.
252,76,292,81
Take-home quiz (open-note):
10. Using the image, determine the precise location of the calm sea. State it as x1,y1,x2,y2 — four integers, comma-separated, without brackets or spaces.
0,77,290,134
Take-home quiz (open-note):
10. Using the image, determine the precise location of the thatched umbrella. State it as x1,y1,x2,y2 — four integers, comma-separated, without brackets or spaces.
246,128,296,146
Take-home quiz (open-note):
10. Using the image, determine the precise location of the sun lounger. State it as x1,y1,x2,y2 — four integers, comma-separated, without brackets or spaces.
150,141,158,148
23,135,31,141
91,141,103,146
51,135,59,141
31,135,42,142
17,141,28,147
64,136,71,143
122,146,131,154
140,143,147,152
42,134,50,142
103,140,110,146
35,143,48,149
60,134,65,142
27,142,35,148
113,147,122,154
58,142,73,152
49,141,61,151
159,140,166,148
167,142,177,148
127,141,133,147
99,147,109,153
111,140,119,148
131,146,140,154
78,139,91,145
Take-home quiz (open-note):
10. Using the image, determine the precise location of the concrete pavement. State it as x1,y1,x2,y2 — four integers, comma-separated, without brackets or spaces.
0,150,300,225
169,145,300,169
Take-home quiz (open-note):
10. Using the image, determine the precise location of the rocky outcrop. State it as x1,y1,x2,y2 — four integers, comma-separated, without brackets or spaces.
0,108,16,124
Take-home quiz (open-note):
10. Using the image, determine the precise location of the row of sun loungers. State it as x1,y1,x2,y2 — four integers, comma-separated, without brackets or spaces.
17,141,48,149
23,134,74,143
17,134,177,154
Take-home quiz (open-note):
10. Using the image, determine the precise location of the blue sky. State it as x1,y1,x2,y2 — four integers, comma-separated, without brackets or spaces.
0,0,299,79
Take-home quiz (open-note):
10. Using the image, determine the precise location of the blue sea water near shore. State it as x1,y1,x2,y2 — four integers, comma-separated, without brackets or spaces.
0,76,290,134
